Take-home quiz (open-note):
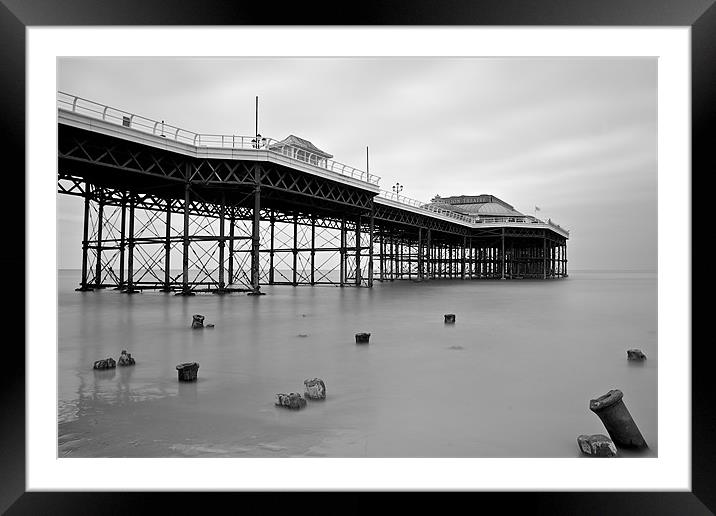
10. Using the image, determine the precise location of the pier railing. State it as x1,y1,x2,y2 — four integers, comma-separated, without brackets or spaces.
476,216,569,234
57,92,380,185
378,190,474,223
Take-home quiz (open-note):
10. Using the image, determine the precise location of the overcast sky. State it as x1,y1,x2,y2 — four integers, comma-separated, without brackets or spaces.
57,57,657,271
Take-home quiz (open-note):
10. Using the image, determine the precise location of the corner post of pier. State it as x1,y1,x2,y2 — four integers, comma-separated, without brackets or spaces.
395,230,400,280
269,209,275,285
501,227,506,280
461,235,467,280
228,206,235,287
417,227,423,280
310,214,316,285
217,191,226,292
542,231,547,279
251,167,262,293
126,192,137,293
563,241,568,277
339,216,346,286
94,187,104,289
426,228,432,280
161,197,172,292
76,182,93,291
292,212,298,286
389,230,394,281
181,179,192,296
368,204,374,288
116,191,127,290
355,214,362,286
379,224,385,282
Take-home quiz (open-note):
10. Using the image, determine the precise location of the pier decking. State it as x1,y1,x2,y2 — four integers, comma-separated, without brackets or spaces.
57,92,568,294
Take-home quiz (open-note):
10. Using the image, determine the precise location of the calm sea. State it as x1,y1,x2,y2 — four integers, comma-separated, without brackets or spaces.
58,269,657,457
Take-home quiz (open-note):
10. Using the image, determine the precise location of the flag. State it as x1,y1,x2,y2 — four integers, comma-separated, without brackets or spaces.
535,206,541,211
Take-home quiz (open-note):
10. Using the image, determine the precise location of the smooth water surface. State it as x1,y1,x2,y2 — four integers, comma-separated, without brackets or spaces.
58,270,657,457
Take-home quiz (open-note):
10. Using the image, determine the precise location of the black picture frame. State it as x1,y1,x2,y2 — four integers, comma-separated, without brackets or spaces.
2,1,711,513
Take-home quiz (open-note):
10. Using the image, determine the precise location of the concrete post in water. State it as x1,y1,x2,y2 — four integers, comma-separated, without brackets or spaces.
304,378,326,400
444,314,456,324
191,314,205,329
589,389,647,448
355,332,371,344
176,362,199,382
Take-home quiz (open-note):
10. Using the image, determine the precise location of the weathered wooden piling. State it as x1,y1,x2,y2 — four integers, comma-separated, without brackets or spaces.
118,350,135,366
176,362,199,382
304,378,326,400
355,332,371,344
589,389,647,448
577,434,618,457
275,392,307,409
627,349,647,361
93,358,116,370
191,314,204,329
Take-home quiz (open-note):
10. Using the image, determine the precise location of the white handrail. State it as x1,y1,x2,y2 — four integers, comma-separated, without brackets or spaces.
57,91,381,185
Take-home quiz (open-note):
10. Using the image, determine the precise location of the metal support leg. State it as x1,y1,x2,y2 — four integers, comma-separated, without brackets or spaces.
250,183,262,294
355,215,362,286
179,182,194,296
340,217,346,286
461,236,466,280
116,193,127,290
292,212,298,286
76,182,93,291
269,210,275,285
426,229,431,280
160,198,172,292
216,192,226,292
418,227,423,280
501,228,506,280
379,227,384,282
543,233,547,279
94,189,104,288
368,207,374,287
310,215,316,285
125,193,137,294
228,207,235,286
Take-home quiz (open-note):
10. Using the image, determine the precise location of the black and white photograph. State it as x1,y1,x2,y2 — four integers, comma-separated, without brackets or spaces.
56,55,658,459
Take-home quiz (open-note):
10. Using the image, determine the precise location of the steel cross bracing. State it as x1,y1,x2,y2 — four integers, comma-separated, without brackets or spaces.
59,125,568,294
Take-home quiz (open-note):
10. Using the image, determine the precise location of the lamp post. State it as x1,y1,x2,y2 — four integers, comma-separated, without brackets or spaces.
392,182,403,200
251,134,266,149
251,95,267,149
